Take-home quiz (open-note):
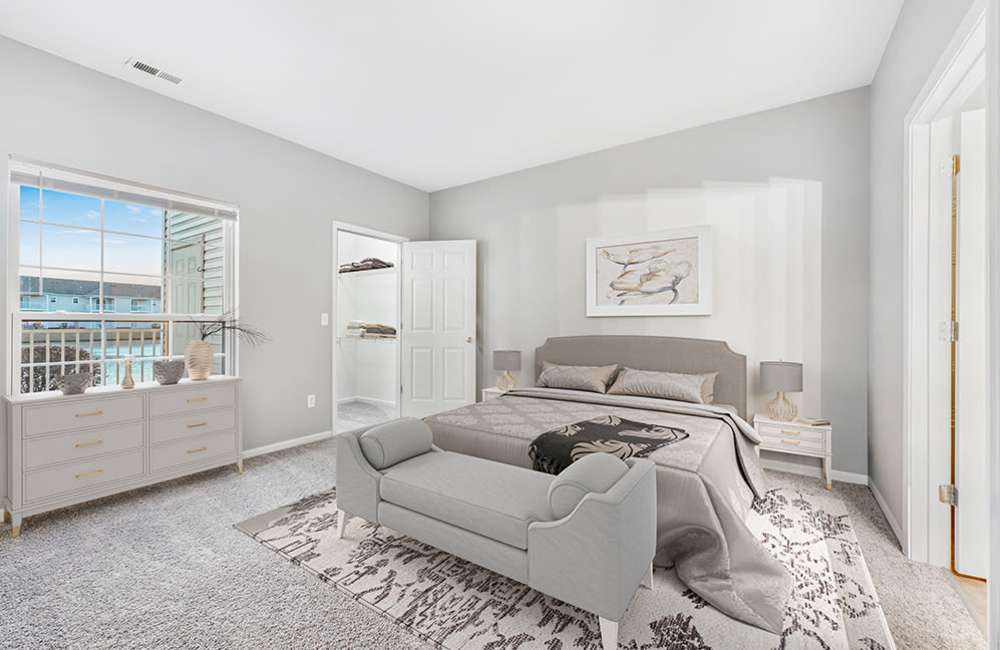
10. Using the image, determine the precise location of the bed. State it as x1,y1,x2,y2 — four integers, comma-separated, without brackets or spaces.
424,335,792,634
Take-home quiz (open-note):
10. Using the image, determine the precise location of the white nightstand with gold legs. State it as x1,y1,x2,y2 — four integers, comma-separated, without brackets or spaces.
753,414,833,489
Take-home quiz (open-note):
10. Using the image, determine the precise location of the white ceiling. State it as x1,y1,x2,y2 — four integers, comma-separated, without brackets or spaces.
0,1,902,192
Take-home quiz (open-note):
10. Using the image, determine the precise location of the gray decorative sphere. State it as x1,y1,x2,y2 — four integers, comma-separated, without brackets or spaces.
154,360,186,385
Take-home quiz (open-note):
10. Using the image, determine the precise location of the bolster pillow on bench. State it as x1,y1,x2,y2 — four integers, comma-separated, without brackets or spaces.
359,417,434,469
547,453,629,519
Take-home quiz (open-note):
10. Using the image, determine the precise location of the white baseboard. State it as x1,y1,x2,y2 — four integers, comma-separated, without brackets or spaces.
243,430,333,459
869,480,905,547
759,457,869,485
337,396,396,409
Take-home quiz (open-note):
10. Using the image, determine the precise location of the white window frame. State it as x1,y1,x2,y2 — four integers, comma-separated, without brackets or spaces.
5,158,240,395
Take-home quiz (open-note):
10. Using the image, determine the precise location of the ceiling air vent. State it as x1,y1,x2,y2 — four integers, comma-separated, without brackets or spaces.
125,58,183,85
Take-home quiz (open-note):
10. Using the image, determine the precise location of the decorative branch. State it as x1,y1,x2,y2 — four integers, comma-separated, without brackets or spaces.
196,312,270,346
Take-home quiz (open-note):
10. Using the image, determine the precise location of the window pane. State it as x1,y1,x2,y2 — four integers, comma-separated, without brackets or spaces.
42,189,100,229
104,232,163,276
39,270,101,313
20,320,102,393
103,273,162,314
104,321,166,386
19,221,40,266
104,201,164,237
20,186,40,221
42,225,101,271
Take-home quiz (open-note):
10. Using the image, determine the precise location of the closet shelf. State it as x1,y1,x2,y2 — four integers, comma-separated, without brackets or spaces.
338,267,396,279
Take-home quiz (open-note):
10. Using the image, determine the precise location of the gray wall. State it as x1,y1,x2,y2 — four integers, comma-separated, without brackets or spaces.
0,36,429,450
431,88,871,476
868,0,976,532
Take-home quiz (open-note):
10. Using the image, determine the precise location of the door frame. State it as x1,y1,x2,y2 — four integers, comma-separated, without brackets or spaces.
331,221,408,434
902,1,986,564
986,0,1000,643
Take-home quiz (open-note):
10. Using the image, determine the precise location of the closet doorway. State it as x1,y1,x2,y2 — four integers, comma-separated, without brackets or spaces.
332,222,479,433
333,224,405,434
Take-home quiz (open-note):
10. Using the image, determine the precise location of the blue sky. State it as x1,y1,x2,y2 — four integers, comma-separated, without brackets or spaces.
20,186,165,279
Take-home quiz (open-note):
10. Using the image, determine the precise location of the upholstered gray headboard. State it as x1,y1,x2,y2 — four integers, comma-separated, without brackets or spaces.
533,335,747,419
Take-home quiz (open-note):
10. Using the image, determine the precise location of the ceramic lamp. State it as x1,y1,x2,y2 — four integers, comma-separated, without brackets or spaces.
493,350,521,392
760,361,802,421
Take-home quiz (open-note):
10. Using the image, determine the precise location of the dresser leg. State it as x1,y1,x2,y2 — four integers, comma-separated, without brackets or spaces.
10,513,22,538
823,456,832,490
236,459,244,474
2,509,10,524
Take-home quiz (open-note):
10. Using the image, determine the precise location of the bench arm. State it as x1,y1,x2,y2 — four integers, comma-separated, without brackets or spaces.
527,458,656,621
335,431,383,521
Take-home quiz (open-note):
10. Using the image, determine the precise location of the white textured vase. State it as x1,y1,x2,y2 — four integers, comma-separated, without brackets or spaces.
185,340,213,381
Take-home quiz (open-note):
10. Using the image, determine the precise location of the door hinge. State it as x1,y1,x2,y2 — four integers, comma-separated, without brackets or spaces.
949,320,959,342
952,154,961,176
940,320,959,342
939,484,958,506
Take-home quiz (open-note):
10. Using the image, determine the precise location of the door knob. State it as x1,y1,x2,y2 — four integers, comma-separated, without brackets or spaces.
466,336,473,343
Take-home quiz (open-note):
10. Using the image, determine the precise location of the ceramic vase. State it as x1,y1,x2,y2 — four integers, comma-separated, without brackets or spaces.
185,340,213,381
53,371,93,395
154,360,186,385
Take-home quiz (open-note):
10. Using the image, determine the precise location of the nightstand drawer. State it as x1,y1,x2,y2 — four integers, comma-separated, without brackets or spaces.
150,431,236,472
150,407,236,444
24,422,144,469
23,395,144,437
761,435,826,454
149,384,235,417
758,423,826,443
24,450,144,503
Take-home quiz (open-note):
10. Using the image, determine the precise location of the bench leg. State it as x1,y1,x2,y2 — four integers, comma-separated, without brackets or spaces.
599,617,618,650
335,510,348,539
641,562,653,590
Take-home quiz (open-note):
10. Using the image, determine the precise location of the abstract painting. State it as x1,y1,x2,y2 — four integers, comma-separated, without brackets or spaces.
585,226,712,316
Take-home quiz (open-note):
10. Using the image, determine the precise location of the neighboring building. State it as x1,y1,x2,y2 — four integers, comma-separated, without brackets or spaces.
19,276,162,327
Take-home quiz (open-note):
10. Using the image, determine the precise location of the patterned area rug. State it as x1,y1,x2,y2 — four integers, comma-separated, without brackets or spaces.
236,486,895,649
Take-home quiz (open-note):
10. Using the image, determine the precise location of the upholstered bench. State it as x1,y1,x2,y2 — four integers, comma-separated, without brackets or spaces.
335,417,657,650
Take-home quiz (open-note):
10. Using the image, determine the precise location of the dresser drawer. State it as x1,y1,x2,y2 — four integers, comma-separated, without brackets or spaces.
24,422,144,469
24,450,144,503
150,431,237,472
761,435,826,455
150,407,235,444
23,395,144,437
758,423,826,443
149,383,235,418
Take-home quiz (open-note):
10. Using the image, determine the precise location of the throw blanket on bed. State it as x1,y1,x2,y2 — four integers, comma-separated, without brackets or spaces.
528,415,689,474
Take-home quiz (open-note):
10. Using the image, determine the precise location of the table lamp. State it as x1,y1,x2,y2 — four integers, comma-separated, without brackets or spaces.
493,350,521,392
760,361,803,421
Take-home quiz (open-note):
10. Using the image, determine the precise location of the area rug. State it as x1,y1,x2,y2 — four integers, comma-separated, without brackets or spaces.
236,486,895,649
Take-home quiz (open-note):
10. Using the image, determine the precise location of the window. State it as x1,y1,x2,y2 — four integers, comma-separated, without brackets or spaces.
9,160,238,394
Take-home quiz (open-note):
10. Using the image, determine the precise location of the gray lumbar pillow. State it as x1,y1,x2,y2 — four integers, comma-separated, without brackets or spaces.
547,453,629,519
359,417,434,469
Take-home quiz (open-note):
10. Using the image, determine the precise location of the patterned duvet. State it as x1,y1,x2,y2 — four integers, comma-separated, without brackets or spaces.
424,387,793,634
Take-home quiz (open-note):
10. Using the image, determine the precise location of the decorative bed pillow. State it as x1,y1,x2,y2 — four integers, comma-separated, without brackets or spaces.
537,362,619,394
608,367,718,404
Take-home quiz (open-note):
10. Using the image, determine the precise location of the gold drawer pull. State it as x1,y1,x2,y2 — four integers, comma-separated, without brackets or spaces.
75,469,104,479
781,440,801,446
74,438,104,449
187,446,208,454
186,421,208,429
186,396,208,404
780,430,801,436
75,409,104,418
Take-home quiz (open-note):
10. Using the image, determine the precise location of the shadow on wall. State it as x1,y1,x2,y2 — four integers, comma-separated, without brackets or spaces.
485,178,823,418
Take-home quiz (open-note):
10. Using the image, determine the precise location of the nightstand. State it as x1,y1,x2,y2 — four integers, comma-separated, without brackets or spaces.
481,387,504,402
753,414,833,489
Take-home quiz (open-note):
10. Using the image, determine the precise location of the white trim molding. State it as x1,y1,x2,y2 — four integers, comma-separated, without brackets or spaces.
759,457,868,486
242,430,333,460
870,480,906,548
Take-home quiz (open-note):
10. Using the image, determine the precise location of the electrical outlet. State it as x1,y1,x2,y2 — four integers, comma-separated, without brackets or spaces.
321,313,329,326
307,394,316,408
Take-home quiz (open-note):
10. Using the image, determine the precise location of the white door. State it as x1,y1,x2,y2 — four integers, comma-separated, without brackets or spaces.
400,240,476,418
169,240,205,353
955,108,988,578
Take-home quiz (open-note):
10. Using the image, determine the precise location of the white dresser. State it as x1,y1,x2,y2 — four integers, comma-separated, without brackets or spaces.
753,414,833,489
2,376,241,537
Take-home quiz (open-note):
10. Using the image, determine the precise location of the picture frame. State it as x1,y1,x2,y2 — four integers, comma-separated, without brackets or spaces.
585,225,712,317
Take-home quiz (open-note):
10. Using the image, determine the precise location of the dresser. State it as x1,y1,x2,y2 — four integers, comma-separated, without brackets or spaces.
753,414,833,489
2,376,241,537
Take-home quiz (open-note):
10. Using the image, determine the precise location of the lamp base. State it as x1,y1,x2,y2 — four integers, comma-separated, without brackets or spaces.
496,371,516,392
767,391,798,421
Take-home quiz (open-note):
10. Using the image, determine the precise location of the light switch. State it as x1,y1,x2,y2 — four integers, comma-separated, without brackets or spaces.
321,313,330,326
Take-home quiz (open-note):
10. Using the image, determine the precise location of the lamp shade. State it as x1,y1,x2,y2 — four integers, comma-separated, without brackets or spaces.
760,361,803,393
493,350,521,372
